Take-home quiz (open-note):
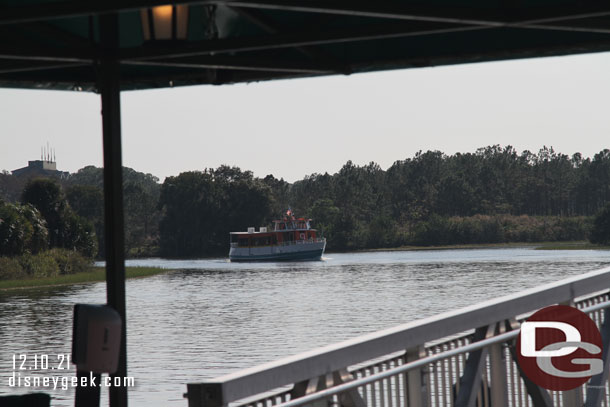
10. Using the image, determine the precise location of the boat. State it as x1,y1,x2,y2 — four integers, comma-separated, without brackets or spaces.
229,210,326,262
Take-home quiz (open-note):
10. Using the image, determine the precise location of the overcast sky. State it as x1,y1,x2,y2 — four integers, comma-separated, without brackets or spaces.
2,51,610,183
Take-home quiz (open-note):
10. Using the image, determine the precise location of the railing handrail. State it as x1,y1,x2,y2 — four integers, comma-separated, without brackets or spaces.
270,298,610,407
230,238,326,248
189,266,610,405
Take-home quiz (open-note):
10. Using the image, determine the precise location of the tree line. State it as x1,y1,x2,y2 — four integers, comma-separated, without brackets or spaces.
3,145,610,258
0,178,97,280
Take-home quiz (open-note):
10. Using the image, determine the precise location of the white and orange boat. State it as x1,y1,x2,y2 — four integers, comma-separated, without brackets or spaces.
229,211,326,262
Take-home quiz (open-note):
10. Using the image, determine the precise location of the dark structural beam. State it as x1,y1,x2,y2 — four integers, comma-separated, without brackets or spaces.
0,47,93,63
122,55,335,74
99,12,128,407
0,61,85,74
228,6,350,73
124,21,482,60
3,0,610,31
4,13,610,65
0,21,478,63
15,22,91,47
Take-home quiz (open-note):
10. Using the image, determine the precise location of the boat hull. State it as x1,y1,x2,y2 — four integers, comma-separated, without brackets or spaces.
229,240,326,262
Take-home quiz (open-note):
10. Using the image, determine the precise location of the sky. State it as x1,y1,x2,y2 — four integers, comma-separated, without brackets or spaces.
2,51,610,183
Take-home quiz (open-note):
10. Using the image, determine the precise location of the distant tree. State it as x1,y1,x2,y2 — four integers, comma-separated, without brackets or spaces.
68,166,104,189
262,175,290,215
66,185,103,221
590,204,610,245
17,204,49,254
68,166,161,257
158,167,272,257
22,178,67,248
62,211,97,257
0,202,34,256
66,184,104,256
0,171,26,203
158,171,217,257
21,178,97,257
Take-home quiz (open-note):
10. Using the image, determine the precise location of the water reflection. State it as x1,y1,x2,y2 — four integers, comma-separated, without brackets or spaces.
2,248,610,406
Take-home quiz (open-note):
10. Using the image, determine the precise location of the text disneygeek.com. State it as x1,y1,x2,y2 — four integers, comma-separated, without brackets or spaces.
8,372,135,390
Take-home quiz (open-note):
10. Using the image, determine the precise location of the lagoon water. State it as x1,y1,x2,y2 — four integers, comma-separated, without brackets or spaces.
2,247,610,406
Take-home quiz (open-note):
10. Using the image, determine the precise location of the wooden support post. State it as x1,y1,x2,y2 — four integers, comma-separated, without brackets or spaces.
489,322,508,407
99,12,127,407
455,325,494,407
291,376,329,407
405,346,427,407
333,369,367,407
585,306,610,407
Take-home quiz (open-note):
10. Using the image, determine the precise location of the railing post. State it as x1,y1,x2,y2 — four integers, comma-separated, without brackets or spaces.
489,322,508,407
405,346,428,407
186,383,224,407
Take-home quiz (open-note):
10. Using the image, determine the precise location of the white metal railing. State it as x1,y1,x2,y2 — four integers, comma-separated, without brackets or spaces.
185,267,610,407
230,238,326,248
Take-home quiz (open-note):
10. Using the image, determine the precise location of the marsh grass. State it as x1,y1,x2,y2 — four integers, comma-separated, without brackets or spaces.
0,266,168,290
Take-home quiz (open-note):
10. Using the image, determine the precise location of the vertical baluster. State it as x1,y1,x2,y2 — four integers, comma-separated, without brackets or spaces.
378,364,385,407
401,358,410,407
362,369,369,406
440,349,447,407
455,339,463,397
394,370,402,407
388,362,395,407
381,363,389,407
428,350,435,407
371,367,378,407
506,350,513,407
448,345,456,407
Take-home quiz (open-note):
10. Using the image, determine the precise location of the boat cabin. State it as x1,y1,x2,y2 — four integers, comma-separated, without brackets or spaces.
230,217,318,248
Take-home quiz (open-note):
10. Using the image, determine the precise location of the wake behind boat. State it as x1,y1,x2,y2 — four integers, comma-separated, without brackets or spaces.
229,211,326,262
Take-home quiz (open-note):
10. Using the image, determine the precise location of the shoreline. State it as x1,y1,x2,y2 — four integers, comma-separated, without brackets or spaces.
2,241,608,291
0,266,168,291
359,240,610,253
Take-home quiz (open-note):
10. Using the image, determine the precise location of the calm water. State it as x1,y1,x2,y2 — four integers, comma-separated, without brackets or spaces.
2,248,610,406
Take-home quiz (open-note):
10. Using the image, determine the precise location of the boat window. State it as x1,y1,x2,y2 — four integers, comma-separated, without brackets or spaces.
238,238,250,247
253,236,271,246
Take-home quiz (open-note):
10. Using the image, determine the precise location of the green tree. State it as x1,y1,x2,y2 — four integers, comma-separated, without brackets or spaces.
17,204,49,253
158,167,272,257
0,202,34,256
66,185,104,256
21,178,97,257
22,178,66,248
158,171,217,257
590,204,610,245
